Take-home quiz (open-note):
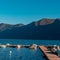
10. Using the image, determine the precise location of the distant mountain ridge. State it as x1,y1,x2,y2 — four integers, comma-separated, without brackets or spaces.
0,18,60,40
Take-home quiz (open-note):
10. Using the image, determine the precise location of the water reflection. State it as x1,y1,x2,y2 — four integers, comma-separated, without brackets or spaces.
0,47,45,60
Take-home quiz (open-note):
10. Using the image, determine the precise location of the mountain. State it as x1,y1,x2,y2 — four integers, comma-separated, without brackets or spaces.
0,18,60,40
14,23,24,27
0,23,13,32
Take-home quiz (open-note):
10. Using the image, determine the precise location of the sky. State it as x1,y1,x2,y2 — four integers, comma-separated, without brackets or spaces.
0,0,60,24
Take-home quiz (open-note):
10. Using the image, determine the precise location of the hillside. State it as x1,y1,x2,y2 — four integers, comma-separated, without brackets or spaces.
0,18,60,40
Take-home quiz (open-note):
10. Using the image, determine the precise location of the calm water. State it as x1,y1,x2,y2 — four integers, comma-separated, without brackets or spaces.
0,39,60,60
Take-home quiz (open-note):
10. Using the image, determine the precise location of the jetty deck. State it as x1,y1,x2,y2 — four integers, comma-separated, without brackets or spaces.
39,46,60,60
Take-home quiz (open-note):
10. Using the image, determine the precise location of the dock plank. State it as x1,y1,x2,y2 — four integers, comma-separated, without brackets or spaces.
39,46,60,60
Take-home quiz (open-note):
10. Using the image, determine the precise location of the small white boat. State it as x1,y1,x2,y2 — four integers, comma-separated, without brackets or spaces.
29,44,37,49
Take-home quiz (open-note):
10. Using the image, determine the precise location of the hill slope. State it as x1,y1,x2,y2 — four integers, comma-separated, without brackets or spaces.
0,18,60,40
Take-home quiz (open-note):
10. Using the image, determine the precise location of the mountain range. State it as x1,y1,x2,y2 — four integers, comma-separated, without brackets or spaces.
0,18,60,40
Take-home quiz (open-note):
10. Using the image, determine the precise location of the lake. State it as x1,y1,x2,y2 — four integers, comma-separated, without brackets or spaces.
0,39,60,60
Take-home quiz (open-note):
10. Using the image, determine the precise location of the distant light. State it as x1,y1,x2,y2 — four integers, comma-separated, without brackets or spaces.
9,51,12,56
10,51,12,54
17,45,21,48
2,45,6,48
54,45,57,48
54,45,56,47
6,43,10,46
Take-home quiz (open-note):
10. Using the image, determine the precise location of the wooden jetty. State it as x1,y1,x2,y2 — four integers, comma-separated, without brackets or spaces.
39,46,60,60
